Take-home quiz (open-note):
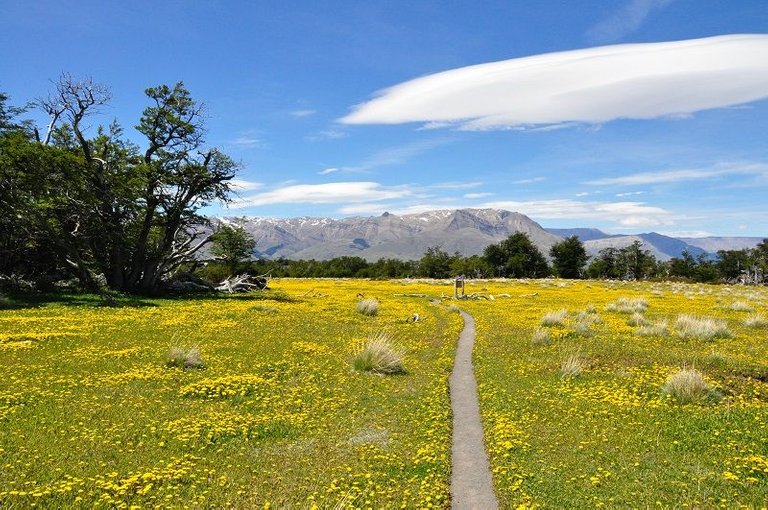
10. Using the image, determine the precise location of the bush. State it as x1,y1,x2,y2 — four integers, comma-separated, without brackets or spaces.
541,309,568,327
675,314,731,340
357,298,379,317
353,332,405,375
166,346,205,370
662,367,721,404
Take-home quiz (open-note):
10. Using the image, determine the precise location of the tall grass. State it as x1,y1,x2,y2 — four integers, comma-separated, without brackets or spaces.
353,331,405,375
675,314,731,340
560,352,585,379
662,367,720,404
606,297,648,314
166,346,205,370
541,309,568,327
357,298,379,316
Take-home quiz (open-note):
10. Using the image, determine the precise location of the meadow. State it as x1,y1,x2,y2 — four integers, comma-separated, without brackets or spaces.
1,278,767,508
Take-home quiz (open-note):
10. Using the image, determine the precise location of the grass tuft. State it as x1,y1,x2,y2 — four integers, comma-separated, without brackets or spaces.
606,297,649,314
353,331,405,375
531,329,552,346
743,314,768,328
357,298,380,316
727,301,754,312
636,320,668,337
560,352,586,379
662,367,721,404
541,309,568,327
675,314,731,340
166,346,205,370
627,313,648,327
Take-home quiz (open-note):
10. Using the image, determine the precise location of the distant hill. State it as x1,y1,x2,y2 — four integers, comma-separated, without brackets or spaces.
208,209,763,262
680,237,764,252
212,208,562,262
545,228,611,242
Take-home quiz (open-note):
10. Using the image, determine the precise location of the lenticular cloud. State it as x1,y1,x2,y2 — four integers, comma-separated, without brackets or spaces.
340,34,768,130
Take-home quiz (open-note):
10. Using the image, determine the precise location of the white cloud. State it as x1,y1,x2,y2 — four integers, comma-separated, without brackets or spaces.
340,35,768,131
587,0,675,43
432,181,483,190
480,199,674,227
229,179,263,192
229,182,412,209
318,167,340,175
229,136,263,149
586,162,768,186
464,192,494,199
290,109,317,117
307,128,348,141
511,177,546,185
616,191,645,197
343,138,452,172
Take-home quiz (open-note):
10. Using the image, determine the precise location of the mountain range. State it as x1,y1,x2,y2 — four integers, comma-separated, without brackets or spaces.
210,208,764,262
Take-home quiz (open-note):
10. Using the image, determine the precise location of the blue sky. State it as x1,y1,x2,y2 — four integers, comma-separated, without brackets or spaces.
2,0,767,236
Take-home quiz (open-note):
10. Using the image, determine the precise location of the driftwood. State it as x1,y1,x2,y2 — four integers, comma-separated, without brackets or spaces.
216,273,270,293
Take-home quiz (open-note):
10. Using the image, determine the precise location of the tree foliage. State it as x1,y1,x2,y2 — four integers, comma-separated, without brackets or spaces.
550,236,587,278
483,232,550,278
0,77,238,294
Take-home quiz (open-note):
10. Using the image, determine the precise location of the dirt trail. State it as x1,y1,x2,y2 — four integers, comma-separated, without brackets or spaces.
449,310,498,509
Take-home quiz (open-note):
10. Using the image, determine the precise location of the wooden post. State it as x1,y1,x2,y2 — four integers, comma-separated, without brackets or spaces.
454,276,465,299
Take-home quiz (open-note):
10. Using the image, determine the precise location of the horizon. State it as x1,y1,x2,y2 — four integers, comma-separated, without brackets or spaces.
2,1,767,238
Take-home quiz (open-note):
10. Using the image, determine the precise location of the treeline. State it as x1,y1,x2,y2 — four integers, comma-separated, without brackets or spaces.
201,227,768,284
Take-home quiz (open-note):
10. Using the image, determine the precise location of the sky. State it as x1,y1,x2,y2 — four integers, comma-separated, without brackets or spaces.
1,0,767,237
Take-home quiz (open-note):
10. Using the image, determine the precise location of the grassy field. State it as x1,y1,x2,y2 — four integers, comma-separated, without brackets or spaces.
461,279,768,508
0,280,461,508
1,278,767,508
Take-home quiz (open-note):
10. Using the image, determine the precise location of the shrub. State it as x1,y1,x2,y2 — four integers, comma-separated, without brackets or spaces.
743,314,768,328
560,352,585,379
662,367,721,404
531,329,552,346
541,309,568,327
166,346,205,370
447,304,461,314
606,297,648,314
353,332,405,375
357,298,379,316
675,314,731,340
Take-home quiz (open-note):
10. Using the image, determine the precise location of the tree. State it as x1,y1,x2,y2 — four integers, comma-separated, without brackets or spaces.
616,241,657,280
210,224,256,274
667,250,697,279
1,76,239,293
483,232,550,278
586,247,620,279
549,236,587,278
419,247,455,278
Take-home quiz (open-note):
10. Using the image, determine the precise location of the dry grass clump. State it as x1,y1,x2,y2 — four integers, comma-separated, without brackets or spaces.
636,320,668,337
541,309,568,327
606,297,649,314
356,298,380,316
353,331,405,375
675,314,731,340
166,346,205,370
447,304,461,314
627,313,649,327
560,352,586,379
743,314,768,328
727,301,755,312
531,329,552,347
662,367,721,404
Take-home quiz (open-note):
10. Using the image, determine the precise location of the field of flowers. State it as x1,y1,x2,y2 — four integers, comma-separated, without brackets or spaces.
2,278,767,508
461,279,768,508
0,280,462,508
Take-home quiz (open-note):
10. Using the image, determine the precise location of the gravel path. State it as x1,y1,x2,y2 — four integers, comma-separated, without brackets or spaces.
449,310,499,509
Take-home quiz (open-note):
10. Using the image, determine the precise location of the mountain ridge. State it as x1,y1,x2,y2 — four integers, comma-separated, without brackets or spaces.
210,209,764,262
